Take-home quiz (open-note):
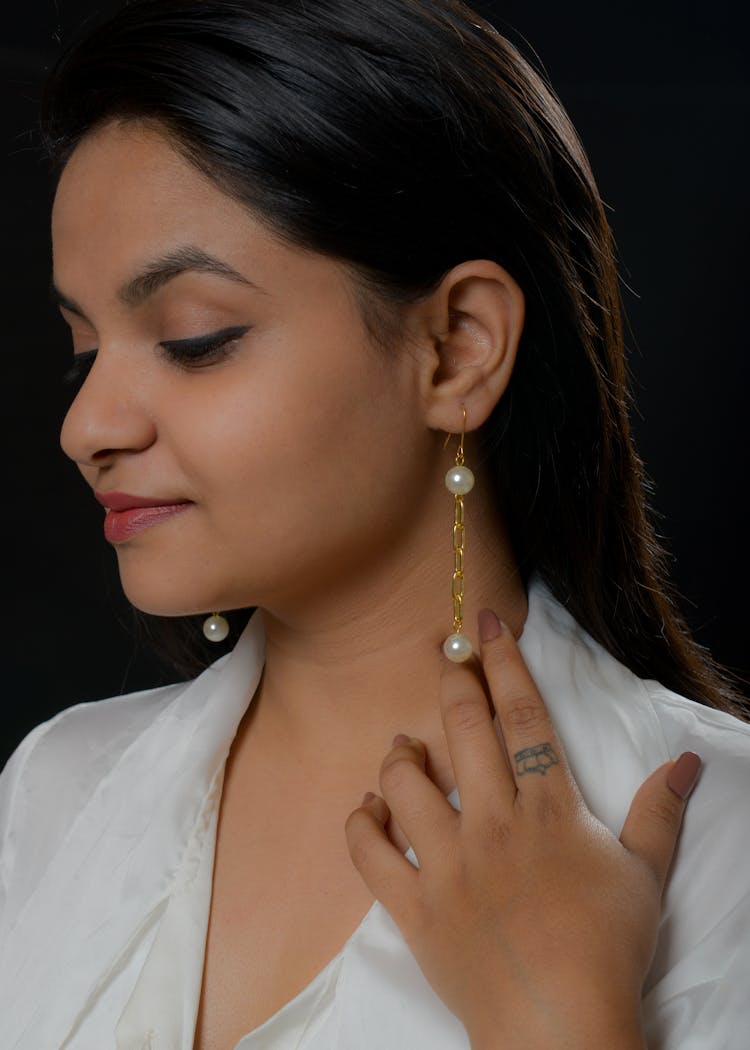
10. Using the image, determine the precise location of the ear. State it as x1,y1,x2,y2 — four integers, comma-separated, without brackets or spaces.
409,259,525,434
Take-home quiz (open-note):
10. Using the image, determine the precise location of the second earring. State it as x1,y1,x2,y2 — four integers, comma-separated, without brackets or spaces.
443,405,475,662
203,611,230,643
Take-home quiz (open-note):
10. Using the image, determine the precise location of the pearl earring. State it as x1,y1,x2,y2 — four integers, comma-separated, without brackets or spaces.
443,405,475,662
203,612,230,643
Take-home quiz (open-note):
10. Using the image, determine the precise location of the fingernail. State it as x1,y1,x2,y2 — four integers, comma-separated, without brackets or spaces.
478,608,503,642
362,791,376,805
392,733,411,748
667,752,702,800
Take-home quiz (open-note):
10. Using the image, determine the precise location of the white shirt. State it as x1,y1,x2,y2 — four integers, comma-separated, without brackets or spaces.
1,575,748,1050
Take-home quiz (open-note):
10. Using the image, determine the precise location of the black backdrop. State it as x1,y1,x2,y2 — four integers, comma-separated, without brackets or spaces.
2,0,748,768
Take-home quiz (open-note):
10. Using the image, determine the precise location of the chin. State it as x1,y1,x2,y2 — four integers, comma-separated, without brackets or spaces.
118,578,217,619
124,596,206,618
118,568,259,619
113,546,238,616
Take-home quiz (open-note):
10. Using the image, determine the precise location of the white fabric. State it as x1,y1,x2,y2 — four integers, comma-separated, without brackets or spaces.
1,574,748,1050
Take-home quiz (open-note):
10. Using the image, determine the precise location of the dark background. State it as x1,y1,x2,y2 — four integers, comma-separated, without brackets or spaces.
2,1,748,768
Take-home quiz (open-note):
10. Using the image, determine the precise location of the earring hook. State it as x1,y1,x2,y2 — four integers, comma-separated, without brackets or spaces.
443,404,467,459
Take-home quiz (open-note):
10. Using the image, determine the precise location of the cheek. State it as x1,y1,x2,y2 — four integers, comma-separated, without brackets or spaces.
108,289,424,619
187,348,412,587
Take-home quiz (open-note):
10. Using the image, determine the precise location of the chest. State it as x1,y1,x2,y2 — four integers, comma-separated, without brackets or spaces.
192,780,374,1050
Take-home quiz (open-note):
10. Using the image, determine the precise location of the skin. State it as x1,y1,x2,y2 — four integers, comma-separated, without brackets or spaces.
53,120,695,1049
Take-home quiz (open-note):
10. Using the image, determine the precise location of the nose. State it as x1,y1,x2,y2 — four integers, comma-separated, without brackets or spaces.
60,347,157,470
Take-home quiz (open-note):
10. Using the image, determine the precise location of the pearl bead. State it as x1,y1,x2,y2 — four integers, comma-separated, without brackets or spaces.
203,613,230,643
443,632,474,662
445,466,475,495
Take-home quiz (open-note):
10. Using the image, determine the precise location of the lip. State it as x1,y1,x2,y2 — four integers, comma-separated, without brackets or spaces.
95,492,194,543
95,491,192,512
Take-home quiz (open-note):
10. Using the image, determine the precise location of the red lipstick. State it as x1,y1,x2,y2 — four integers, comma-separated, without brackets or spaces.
95,492,194,543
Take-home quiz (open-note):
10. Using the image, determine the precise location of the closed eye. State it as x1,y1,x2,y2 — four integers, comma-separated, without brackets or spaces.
159,325,251,368
61,325,251,393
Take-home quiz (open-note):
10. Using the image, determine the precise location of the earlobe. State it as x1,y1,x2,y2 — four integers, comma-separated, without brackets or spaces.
417,259,525,434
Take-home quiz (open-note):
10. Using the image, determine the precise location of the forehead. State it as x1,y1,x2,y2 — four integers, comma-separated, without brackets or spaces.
52,121,268,256
50,120,376,338
50,121,359,320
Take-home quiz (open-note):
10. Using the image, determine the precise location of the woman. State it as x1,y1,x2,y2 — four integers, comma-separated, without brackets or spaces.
1,0,748,1047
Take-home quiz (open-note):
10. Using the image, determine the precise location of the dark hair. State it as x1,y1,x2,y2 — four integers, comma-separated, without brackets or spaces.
43,0,748,718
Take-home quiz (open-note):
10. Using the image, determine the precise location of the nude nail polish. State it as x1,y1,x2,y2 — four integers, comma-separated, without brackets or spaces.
667,752,702,800
478,608,503,643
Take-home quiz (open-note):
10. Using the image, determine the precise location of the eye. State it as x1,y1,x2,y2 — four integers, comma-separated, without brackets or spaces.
159,325,250,368
62,348,97,395
60,325,250,395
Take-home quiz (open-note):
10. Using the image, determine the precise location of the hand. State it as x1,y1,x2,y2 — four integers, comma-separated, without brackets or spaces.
345,609,701,1050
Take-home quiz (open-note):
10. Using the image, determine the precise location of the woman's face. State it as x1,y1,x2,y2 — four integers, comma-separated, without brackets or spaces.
53,121,431,617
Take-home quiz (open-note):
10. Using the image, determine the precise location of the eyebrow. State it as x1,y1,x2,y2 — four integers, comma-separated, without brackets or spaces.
51,244,262,318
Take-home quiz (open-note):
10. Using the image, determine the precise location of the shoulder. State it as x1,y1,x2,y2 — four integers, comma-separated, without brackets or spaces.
1,678,188,803
644,675,750,831
638,680,747,852
529,577,750,903
562,619,750,1043
0,615,264,937
530,575,750,778
640,678,750,892
638,683,750,1046
643,675,750,748
0,680,188,915
0,617,263,824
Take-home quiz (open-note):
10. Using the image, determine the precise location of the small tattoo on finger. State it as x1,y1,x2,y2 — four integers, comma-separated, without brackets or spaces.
515,742,559,776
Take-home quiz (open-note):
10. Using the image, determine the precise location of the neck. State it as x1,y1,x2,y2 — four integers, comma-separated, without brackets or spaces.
242,467,528,793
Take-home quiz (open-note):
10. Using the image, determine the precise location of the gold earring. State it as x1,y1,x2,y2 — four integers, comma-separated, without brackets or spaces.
442,405,475,662
203,611,230,642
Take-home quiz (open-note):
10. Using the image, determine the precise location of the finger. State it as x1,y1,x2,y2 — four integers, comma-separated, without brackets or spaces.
345,792,418,924
478,609,576,797
439,658,514,813
619,752,702,892
379,735,458,863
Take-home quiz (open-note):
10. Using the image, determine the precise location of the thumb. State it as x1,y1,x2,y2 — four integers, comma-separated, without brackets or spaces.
619,751,702,892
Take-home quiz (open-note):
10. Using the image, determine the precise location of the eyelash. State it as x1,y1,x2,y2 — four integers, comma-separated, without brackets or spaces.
159,325,250,369
61,326,250,392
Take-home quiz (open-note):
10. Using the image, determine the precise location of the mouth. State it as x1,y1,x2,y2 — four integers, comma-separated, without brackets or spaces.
94,492,195,543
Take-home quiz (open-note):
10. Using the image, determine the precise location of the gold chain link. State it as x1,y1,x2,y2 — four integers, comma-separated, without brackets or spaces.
443,406,469,638
451,491,465,634
451,410,467,635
